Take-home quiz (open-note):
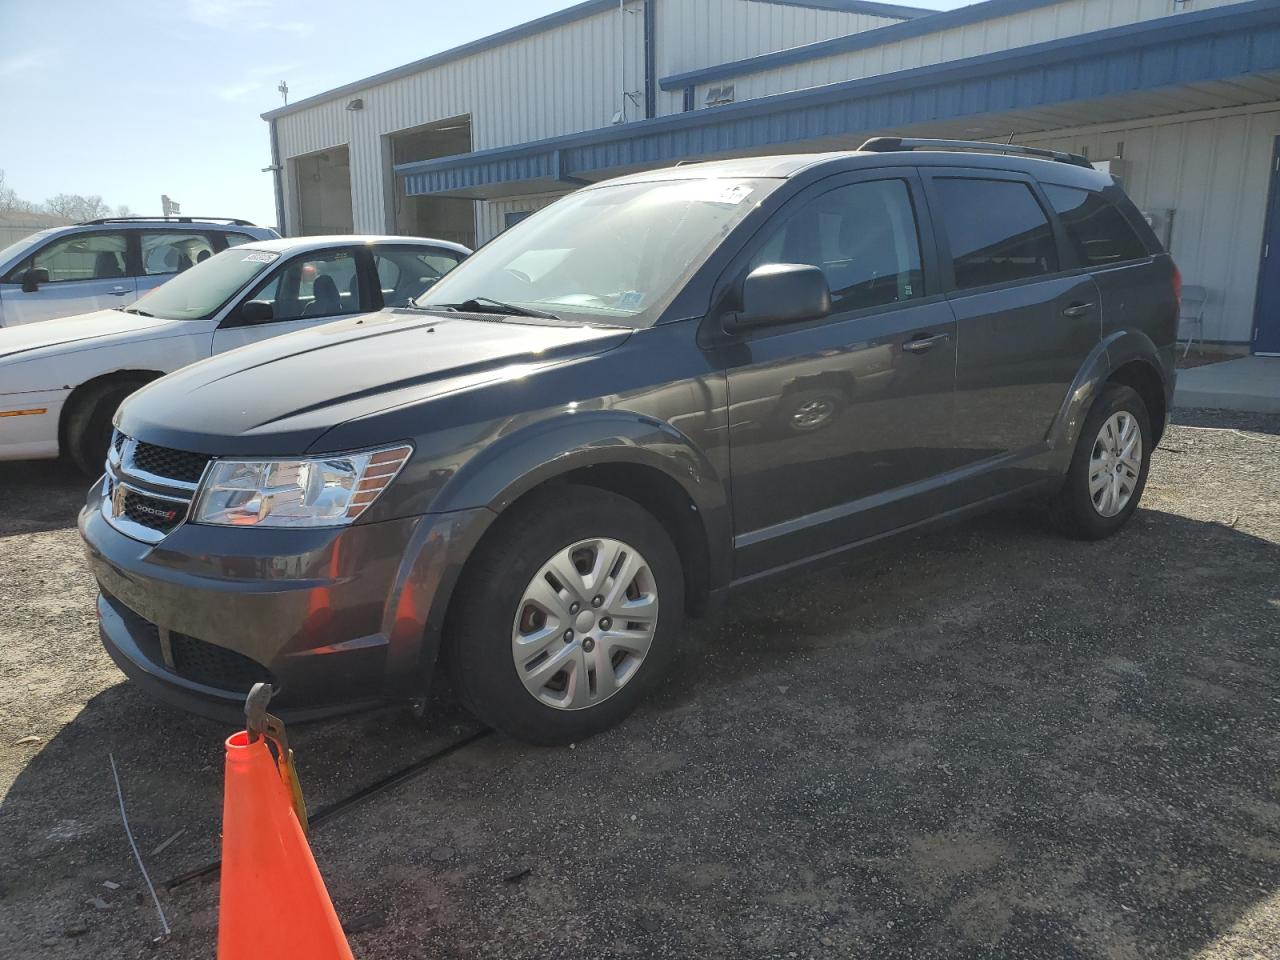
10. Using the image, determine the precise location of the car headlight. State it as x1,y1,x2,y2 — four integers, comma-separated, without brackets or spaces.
192,445,412,528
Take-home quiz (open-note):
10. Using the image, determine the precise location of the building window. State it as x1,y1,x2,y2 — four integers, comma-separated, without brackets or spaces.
704,84,735,107
504,211,533,231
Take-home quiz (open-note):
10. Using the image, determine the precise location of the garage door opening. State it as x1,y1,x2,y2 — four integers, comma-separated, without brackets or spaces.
387,117,475,249
292,145,354,236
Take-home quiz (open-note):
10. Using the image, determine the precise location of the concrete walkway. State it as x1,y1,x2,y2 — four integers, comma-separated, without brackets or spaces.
1174,356,1280,414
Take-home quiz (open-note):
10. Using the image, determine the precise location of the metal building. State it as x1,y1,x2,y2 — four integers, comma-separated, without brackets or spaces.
263,0,1280,352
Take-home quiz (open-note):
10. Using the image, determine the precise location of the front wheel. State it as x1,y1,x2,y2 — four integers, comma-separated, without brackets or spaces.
1050,383,1152,540
445,485,685,745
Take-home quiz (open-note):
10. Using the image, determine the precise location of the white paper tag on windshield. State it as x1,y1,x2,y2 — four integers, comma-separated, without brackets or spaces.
705,182,754,205
242,251,280,263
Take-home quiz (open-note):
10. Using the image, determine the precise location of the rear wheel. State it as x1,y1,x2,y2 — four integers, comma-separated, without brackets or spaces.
445,485,684,745
65,378,150,476
1050,383,1151,540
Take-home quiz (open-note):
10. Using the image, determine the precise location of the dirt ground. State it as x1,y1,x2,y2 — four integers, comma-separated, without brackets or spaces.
1,409,1278,960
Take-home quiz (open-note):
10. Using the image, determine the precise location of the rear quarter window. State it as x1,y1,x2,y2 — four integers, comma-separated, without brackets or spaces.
1042,184,1150,267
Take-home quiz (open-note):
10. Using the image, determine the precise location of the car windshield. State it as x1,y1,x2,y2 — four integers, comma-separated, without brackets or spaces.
0,229,56,270
418,177,777,328
127,247,280,321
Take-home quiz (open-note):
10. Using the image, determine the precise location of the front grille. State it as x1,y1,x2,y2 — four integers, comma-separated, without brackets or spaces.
119,488,186,535
170,632,275,693
131,441,211,484
104,432,209,543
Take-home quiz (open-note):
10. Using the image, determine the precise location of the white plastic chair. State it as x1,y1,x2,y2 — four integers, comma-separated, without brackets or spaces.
1178,284,1207,358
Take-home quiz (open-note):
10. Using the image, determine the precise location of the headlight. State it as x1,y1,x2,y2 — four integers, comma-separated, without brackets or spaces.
193,445,412,528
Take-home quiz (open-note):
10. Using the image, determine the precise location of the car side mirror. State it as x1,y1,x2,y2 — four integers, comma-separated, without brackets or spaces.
724,263,831,333
21,267,50,293
241,299,273,324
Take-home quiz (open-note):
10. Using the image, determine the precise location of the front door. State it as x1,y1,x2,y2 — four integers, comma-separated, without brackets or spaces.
212,246,369,354
1253,136,1280,355
922,170,1100,496
724,173,961,578
0,229,136,325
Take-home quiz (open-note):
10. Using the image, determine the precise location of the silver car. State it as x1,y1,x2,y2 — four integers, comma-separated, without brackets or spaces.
0,216,279,326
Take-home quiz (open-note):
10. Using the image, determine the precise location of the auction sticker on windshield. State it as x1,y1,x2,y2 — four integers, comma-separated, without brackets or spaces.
241,251,280,263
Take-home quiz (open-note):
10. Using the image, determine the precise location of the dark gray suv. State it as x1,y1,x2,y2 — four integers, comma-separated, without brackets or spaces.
80,139,1178,744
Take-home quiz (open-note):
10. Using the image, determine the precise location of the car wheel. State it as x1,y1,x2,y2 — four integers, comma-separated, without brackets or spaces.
445,484,684,745
65,378,150,477
1050,383,1151,540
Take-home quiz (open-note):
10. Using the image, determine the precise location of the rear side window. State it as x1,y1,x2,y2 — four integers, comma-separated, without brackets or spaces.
749,178,924,311
140,231,217,276
1042,185,1149,267
374,247,464,306
221,232,257,249
933,178,1058,290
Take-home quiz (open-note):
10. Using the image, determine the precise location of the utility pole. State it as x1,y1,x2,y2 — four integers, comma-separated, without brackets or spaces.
278,80,289,106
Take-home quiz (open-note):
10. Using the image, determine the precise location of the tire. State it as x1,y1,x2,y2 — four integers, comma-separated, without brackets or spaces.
445,484,685,746
65,378,149,476
1049,383,1152,540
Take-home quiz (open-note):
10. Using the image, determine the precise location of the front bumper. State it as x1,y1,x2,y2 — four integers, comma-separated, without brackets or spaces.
79,477,493,722
0,389,68,461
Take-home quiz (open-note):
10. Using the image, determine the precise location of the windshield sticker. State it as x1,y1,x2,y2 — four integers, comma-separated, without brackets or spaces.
616,291,644,311
241,251,280,263
705,182,754,206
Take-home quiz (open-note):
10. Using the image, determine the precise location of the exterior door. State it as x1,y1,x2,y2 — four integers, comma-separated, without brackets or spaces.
724,173,962,578
923,171,1100,498
0,230,136,324
1253,136,1280,355
212,246,369,354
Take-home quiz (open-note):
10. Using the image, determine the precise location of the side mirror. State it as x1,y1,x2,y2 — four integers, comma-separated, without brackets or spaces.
21,267,50,293
241,299,273,324
724,263,831,333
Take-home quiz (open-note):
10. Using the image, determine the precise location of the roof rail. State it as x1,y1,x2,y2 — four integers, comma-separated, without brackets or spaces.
858,137,1093,169
77,215,258,226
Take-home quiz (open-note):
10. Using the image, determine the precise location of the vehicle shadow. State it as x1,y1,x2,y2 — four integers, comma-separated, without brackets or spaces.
0,459,88,538
2,506,1277,958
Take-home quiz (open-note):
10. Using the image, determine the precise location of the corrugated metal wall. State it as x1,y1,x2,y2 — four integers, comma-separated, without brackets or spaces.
720,0,1247,105
275,3,645,234
653,0,904,116
476,193,570,245
1024,103,1280,345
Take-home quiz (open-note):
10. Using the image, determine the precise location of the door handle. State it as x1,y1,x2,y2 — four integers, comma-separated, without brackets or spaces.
110,286,129,296
902,332,951,354
1062,302,1096,318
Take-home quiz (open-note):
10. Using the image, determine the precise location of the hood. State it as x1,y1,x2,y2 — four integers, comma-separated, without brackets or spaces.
0,309,191,365
117,309,630,455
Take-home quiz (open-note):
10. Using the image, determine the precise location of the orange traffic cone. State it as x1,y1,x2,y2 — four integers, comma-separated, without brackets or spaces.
218,720,354,959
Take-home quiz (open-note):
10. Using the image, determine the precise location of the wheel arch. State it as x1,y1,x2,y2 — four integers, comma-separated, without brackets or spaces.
57,369,164,455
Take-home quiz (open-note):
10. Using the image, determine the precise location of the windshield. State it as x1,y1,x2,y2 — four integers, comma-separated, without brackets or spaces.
128,247,280,321
0,229,57,271
418,177,777,328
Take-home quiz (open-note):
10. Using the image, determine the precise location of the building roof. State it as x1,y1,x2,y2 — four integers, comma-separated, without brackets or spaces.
262,0,934,122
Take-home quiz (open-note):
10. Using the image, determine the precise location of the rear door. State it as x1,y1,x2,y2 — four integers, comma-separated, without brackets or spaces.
922,169,1099,498
211,246,370,354
0,230,135,324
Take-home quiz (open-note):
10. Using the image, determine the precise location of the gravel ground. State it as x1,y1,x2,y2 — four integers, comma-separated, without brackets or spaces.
1,409,1277,959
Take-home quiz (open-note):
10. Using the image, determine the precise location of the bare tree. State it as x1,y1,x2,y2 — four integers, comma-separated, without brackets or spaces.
45,193,112,222
0,170,42,215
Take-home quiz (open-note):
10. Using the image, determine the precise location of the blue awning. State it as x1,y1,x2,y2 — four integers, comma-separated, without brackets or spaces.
397,0,1280,198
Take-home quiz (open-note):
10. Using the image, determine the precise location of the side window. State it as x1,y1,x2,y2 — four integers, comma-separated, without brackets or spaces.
24,232,128,282
1042,184,1150,267
244,249,363,322
749,179,924,312
221,232,256,249
933,178,1059,290
373,247,463,306
140,231,217,276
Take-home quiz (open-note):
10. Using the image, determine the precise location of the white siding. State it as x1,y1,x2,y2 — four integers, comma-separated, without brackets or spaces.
276,3,645,233
717,0,1250,106
654,0,905,116
1025,103,1280,344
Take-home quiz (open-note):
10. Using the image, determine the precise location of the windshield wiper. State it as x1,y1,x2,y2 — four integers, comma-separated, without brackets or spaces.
425,297,562,321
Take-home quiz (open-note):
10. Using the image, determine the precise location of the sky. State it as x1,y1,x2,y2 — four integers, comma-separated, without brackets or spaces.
0,0,975,230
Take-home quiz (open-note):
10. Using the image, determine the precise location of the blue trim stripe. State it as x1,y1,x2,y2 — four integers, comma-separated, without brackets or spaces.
660,0,1070,91
261,0,618,121
399,0,1280,198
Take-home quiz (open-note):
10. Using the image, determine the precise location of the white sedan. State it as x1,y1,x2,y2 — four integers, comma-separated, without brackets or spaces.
0,235,469,473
